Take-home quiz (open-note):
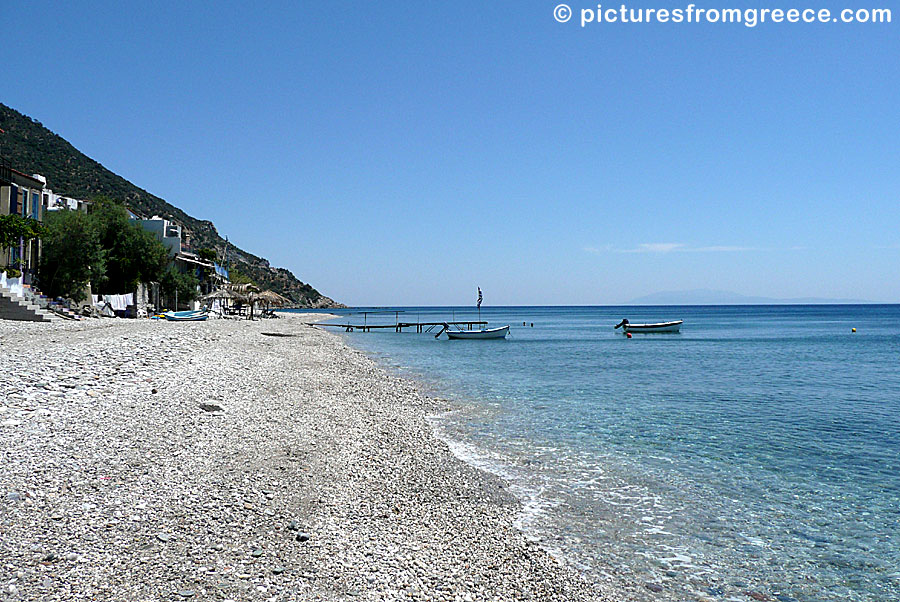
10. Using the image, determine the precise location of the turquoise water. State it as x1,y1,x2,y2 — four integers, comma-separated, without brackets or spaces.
293,306,900,601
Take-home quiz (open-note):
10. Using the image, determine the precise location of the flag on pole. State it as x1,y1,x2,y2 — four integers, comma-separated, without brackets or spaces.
477,287,483,308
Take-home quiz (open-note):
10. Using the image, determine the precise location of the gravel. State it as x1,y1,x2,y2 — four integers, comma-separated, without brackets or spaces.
0,314,635,601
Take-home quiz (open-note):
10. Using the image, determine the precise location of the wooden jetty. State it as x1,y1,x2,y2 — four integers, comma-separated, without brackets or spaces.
316,320,488,333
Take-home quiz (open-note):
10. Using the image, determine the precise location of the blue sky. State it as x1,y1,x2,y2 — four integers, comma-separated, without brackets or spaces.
3,1,897,304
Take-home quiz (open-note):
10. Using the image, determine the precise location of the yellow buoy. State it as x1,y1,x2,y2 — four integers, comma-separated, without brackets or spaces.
852,328,857,333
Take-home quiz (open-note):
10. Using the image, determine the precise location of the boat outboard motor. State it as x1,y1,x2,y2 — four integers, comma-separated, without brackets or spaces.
614,319,629,329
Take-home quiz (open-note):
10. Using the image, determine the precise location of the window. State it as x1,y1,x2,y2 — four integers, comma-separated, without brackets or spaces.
9,184,19,214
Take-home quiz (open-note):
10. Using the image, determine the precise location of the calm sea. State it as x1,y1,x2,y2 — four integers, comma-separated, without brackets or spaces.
289,305,900,602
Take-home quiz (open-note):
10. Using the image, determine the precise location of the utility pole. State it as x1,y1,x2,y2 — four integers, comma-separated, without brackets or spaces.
225,236,230,275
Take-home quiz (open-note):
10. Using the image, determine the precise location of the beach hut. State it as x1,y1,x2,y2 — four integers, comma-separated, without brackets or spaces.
200,289,244,315
222,283,259,317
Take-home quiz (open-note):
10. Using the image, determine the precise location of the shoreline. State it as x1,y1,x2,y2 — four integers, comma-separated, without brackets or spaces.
0,314,638,601
330,334,653,600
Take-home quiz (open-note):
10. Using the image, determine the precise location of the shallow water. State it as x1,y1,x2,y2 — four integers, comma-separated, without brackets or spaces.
292,305,900,601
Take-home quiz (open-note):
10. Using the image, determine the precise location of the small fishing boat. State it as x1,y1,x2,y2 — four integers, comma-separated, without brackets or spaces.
164,309,209,322
614,318,682,333
445,325,510,340
437,288,510,340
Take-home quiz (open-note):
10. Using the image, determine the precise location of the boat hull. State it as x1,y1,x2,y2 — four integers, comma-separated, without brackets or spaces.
446,325,510,339
164,310,209,322
623,320,682,333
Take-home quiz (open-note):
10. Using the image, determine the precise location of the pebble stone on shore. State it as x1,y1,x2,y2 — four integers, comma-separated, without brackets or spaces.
0,315,641,602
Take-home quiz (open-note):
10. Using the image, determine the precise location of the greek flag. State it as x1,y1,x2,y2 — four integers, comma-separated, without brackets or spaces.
477,287,483,308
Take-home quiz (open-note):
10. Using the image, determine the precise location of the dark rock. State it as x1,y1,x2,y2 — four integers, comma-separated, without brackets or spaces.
645,583,664,593
273,566,286,575
42,552,57,562
296,532,310,543
200,403,224,413
151,389,158,394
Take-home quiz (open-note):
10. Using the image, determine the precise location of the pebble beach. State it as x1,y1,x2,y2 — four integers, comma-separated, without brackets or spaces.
0,314,635,602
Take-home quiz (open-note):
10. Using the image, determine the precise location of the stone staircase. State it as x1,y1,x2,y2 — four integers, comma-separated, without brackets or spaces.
0,285,58,322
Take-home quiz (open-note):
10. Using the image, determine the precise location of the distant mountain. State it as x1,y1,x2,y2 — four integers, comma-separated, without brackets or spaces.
0,103,341,307
627,289,870,305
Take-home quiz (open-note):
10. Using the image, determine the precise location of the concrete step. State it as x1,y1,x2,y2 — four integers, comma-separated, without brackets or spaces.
0,286,58,322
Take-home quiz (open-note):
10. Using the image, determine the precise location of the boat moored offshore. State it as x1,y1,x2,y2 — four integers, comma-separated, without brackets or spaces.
614,319,682,333
436,288,510,340
445,325,510,339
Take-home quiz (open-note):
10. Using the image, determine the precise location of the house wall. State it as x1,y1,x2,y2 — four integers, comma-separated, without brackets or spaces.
137,218,182,255
1,178,45,279
44,189,88,212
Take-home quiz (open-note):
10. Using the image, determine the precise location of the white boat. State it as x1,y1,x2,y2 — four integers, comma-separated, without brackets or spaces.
445,325,510,340
437,288,510,340
614,319,682,333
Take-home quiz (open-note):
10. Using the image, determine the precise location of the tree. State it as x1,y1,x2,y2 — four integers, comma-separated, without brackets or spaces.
38,210,104,301
1,214,43,277
38,198,171,302
160,266,198,308
197,247,217,263
227,268,255,286
0,214,42,251
89,197,169,293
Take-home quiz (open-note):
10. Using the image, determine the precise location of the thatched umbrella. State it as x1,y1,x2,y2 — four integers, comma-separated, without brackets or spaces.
227,283,261,295
256,290,290,307
201,289,238,302
256,290,290,317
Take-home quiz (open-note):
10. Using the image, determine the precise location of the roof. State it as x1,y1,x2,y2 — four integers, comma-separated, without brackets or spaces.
2,167,45,188
174,253,215,268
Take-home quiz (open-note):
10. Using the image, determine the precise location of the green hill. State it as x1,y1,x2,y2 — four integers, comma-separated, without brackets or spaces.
0,103,340,307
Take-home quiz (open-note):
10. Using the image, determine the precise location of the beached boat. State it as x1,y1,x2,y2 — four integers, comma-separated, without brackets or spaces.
614,319,682,333
164,309,209,322
445,325,510,339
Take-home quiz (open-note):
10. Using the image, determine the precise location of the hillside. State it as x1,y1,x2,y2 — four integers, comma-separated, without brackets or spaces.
0,103,341,307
